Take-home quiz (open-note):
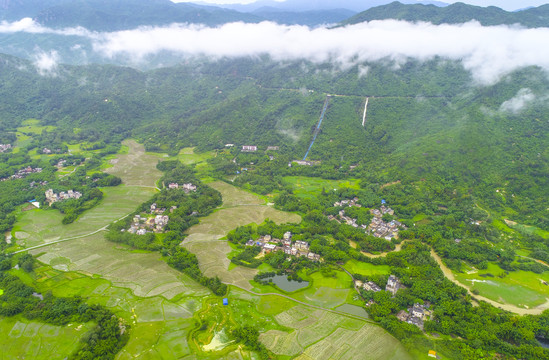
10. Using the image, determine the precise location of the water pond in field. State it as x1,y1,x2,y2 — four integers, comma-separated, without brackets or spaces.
335,303,369,319
264,275,309,292
538,338,549,349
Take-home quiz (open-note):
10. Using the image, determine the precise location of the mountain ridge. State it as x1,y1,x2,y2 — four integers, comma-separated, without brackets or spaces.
343,1,549,27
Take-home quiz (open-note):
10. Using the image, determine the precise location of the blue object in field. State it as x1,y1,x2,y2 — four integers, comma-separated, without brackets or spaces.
223,298,228,306
29,199,37,202
381,199,386,204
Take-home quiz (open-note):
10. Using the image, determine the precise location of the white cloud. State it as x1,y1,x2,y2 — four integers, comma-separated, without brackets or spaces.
89,21,549,84
3,18,549,84
500,88,536,114
33,50,60,76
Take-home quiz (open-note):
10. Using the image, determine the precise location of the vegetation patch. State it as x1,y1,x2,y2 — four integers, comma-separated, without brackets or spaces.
283,176,360,199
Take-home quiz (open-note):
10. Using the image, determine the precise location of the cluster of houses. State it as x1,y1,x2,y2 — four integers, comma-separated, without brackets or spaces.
245,232,321,262
45,188,82,205
0,144,12,153
124,214,170,235
368,205,406,240
328,197,363,227
355,274,405,297
40,147,65,154
231,145,280,153
167,182,197,193
30,180,48,188
396,302,430,330
1,166,43,182
328,198,406,241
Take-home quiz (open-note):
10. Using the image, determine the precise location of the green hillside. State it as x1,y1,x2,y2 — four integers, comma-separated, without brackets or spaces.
343,1,549,27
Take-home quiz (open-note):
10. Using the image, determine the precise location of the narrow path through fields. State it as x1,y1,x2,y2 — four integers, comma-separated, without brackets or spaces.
226,283,373,323
9,212,132,254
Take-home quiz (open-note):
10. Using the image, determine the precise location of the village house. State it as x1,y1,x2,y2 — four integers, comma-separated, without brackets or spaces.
0,144,12,153
125,213,170,235
249,234,320,261
386,275,404,296
1,166,42,182
45,188,82,205
241,145,257,152
225,144,234,147
355,280,382,292
266,146,279,151
394,302,429,330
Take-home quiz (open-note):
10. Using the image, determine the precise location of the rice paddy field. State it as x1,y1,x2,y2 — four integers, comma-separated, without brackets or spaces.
3,138,414,359
282,176,361,199
0,317,93,360
454,263,549,309
260,304,411,360
183,181,301,290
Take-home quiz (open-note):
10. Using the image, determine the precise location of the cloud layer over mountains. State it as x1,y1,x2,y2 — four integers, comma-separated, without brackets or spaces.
1,18,549,84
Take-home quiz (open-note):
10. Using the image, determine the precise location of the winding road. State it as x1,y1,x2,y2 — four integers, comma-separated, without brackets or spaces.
358,242,549,315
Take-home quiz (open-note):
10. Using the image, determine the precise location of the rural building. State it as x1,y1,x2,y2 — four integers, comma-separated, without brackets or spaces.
242,145,257,152
45,188,82,205
266,146,279,151
428,350,437,358
0,144,12,153
386,275,403,296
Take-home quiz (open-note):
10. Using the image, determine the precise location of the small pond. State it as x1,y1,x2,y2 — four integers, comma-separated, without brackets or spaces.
538,338,549,349
335,304,369,319
264,275,309,292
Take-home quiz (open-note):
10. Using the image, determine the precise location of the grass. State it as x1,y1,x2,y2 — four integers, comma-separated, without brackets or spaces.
509,222,549,239
0,289,3,296
344,259,391,276
0,316,93,360
283,176,360,199
17,119,56,135
455,263,549,308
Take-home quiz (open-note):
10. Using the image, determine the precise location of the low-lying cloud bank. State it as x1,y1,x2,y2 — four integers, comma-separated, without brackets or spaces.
2,18,549,84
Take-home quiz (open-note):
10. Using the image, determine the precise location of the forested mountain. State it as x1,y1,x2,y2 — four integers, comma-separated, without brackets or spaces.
343,1,549,27
218,0,448,13
33,0,261,30
1,53,547,231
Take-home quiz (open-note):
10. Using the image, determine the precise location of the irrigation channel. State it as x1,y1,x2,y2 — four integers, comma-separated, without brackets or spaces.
303,95,330,160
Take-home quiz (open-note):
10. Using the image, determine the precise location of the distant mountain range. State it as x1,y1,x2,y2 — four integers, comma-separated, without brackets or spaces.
0,0,450,30
3,0,548,31
214,0,449,13
343,1,549,27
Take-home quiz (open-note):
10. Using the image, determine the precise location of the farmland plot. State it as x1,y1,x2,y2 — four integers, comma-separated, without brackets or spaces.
183,181,301,289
